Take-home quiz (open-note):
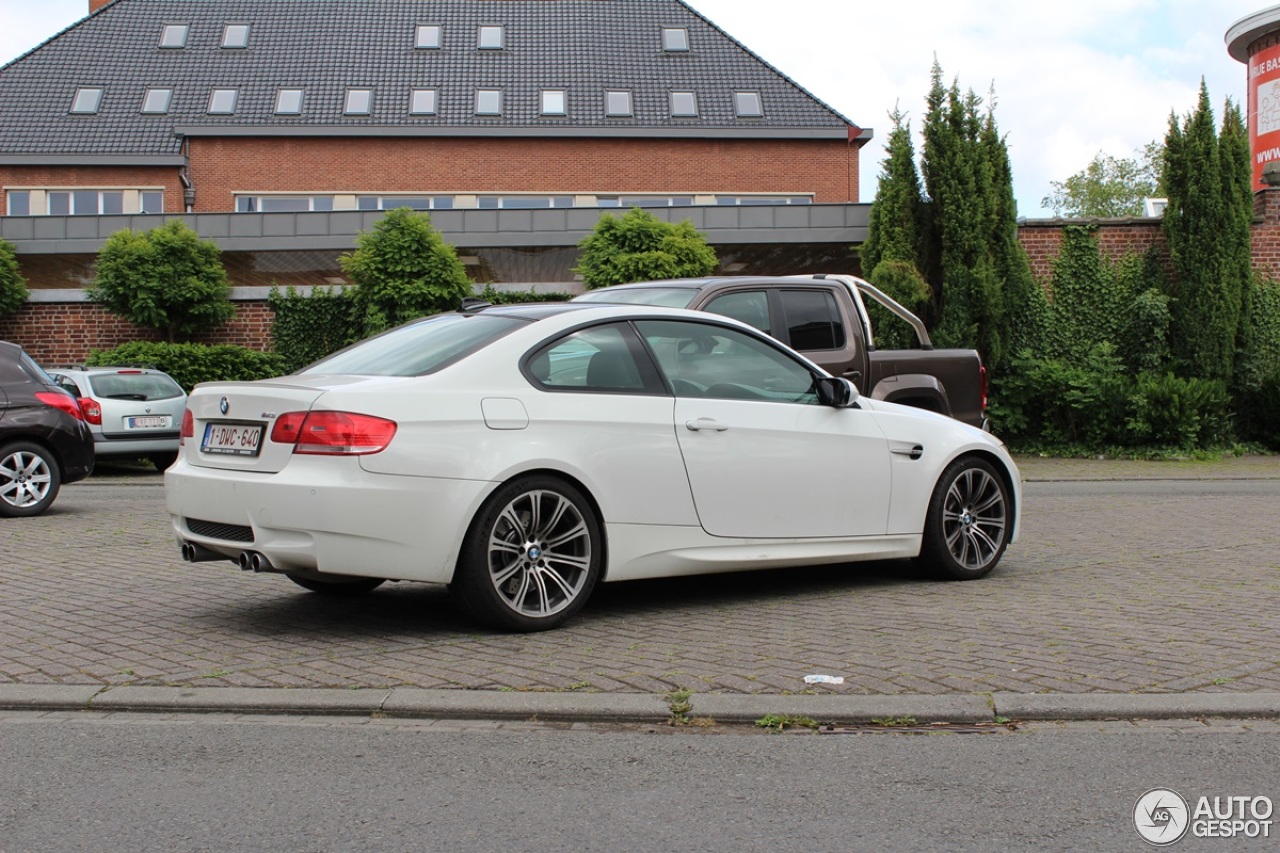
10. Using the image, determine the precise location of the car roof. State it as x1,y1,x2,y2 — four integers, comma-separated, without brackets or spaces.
580,276,827,293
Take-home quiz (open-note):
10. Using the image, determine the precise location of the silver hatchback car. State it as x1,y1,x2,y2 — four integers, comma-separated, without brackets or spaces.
47,366,187,470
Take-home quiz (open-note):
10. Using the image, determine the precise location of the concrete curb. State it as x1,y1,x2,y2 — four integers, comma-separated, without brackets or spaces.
3,685,1279,725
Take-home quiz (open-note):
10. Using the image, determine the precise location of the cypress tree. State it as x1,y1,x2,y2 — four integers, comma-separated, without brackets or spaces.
861,105,924,278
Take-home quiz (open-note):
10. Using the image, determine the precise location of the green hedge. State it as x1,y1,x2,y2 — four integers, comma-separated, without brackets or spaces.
86,342,287,392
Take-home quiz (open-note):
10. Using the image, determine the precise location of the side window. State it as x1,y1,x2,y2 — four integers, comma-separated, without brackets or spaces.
635,319,819,404
778,289,845,351
527,323,648,392
703,290,770,334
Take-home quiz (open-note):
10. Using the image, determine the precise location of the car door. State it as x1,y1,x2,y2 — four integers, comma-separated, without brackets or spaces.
633,318,892,539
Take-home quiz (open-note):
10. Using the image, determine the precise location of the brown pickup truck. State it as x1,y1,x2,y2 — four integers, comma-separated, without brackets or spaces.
574,274,988,429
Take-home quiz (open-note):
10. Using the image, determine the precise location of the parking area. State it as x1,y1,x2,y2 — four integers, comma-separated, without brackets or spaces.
2,457,1279,695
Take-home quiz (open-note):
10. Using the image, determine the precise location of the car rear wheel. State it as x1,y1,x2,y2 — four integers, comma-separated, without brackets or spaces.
286,571,385,596
451,475,602,632
919,456,1010,580
0,442,62,518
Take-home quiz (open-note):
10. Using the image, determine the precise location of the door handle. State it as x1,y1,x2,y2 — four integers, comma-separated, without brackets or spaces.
685,418,729,432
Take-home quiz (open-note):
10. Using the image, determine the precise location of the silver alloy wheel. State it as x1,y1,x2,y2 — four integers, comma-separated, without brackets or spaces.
0,448,53,509
487,488,593,618
941,466,1007,571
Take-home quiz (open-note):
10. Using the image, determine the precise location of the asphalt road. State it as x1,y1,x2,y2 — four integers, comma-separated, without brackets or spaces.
3,457,1279,698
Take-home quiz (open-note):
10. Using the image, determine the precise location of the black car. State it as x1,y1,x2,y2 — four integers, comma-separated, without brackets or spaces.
0,341,95,517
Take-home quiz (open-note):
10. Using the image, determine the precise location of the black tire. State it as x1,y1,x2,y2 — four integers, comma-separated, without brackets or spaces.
450,475,602,632
149,452,178,471
0,441,62,518
286,571,385,596
918,456,1011,580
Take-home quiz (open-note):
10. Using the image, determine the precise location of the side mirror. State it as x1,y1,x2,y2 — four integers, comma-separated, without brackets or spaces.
816,376,860,408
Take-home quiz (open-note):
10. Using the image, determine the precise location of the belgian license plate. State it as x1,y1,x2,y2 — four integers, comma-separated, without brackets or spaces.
126,415,169,430
201,422,263,456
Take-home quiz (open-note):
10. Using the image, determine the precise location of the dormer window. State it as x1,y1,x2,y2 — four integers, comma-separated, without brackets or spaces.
275,88,304,115
221,24,250,48
478,25,504,49
670,91,698,117
345,88,373,115
662,27,689,51
70,87,104,114
475,89,502,115
141,88,173,114
605,90,633,117
415,24,441,49
207,88,237,114
410,88,438,115
159,23,189,48
733,91,763,117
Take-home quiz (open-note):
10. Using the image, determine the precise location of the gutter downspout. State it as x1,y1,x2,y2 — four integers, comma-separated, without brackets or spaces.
176,133,194,212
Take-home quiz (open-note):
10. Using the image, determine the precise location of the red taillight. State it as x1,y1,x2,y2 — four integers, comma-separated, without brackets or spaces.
35,391,85,422
270,411,396,455
979,365,989,413
180,408,193,445
80,397,103,425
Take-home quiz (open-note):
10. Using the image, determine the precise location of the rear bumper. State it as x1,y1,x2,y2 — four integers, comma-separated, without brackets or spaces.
165,457,493,584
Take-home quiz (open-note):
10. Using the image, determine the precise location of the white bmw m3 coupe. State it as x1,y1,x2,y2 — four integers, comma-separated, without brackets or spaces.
166,301,1020,631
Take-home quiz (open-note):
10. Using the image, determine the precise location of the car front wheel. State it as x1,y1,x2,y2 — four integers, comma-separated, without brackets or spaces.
919,456,1010,580
0,441,62,518
451,476,602,632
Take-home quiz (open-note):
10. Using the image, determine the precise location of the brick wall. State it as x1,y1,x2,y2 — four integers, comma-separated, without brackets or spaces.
1020,219,1166,285
188,136,862,208
0,301,275,364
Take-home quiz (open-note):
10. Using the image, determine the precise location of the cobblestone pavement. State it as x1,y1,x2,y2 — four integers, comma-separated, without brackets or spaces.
2,456,1278,696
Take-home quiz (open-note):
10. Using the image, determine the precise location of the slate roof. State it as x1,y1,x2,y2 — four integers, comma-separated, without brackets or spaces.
0,0,861,162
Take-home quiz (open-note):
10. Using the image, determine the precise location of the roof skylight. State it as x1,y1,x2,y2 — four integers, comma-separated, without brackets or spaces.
159,23,189,48
541,90,567,116
345,88,373,115
475,89,502,115
670,91,698,117
415,24,442,49
733,91,763,117
410,88,438,115
70,87,103,114
662,28,689,51
221,24,250,48
275,88,304,115
141,88,173,114
605,90,632,117
207,88,237,114
478,25,504,49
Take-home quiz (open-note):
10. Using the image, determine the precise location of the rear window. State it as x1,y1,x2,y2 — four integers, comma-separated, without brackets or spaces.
303,313,526,376
88,372,184,400
573,287,698,308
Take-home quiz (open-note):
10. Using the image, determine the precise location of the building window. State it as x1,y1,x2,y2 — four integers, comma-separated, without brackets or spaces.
140,191,164,213
477,196,574,209
733,91,763,118
661,27,689,51
409,88,438,115
221,24,250,48
141,88,173,114
236,196,336,213
670,91,698,117
345,88,373,115
70,87,104,114
478,25,504,49
6,191,31,216
600,196,694,208
415,24,441,48
605,90,632,117
275,89,304,115
159,23,189,48
475,89,502,115
715,195,813,206
357,196,454,211
541,89,567,116
47,190,126,215
208,88,237,114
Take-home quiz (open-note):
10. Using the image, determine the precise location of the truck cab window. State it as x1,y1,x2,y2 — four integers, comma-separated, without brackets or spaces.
778,290,844,351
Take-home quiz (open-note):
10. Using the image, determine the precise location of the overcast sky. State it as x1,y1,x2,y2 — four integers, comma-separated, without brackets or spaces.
0,0,1265,216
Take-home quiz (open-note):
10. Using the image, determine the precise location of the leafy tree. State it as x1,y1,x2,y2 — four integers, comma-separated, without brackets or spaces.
88,220,234,342
1041,143,1164,218
0,237,28,317
339,208,472,335
574,207,717,288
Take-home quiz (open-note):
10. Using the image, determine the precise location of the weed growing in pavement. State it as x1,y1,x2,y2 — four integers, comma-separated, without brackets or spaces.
871,716,919,727
755,714,819,732
666,688,694,724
